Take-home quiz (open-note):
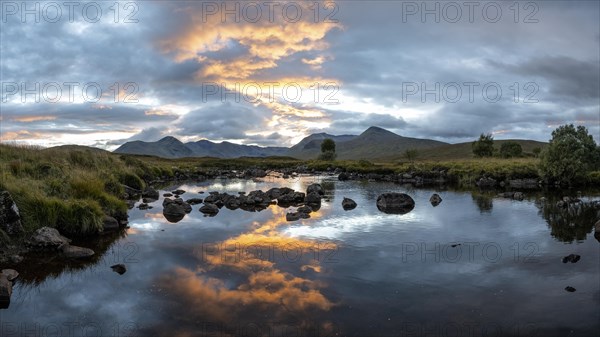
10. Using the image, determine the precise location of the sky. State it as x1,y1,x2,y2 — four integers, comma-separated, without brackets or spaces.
1,0,599,149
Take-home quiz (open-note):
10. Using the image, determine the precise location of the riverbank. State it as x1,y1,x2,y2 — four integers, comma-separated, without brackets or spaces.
1,144,599,245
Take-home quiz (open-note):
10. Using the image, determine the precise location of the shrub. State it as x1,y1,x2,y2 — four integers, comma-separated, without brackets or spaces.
318,151,337,161
472,133,494,157
500,142,523,158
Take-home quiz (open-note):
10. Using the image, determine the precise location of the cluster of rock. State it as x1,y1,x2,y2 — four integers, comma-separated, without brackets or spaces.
477,177,540,189
132,184,447,222
28,227,95,259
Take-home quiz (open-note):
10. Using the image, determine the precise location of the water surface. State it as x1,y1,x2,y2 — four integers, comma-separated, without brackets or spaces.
2,176,599,337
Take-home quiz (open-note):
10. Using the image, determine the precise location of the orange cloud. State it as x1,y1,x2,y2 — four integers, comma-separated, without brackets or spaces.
11,115,56,122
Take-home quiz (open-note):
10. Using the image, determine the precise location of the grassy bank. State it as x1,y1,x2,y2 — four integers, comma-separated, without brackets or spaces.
1,144,598,240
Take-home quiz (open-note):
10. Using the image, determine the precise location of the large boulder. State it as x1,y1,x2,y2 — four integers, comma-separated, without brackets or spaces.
306,184,324,196
0,190,24,235
342,197,357,210
29,227,71,250
429,194,442,206
376,193,415,214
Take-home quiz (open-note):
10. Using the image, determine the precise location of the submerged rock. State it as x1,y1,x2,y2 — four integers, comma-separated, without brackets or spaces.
60,245,95,259
429,193,442,206
110,264,127,275
564,286,576,292
376,193,415,214
171,189,186,195
342,198,357,210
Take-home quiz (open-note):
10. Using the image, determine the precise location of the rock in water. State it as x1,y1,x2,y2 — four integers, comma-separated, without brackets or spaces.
111,264,127,275
342,198,357,210
376,193,415,214
60,245,95,259
0,190,24,235
429,194,442,206
199,203,219,216
0,269,19,309
141,187,159,200
561,254,581,263
338,172,349,181
564,286,576,292
29,227,71,250
306,184,324,196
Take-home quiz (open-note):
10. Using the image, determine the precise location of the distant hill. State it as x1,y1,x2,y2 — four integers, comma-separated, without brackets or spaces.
413,139,548,161
185,140,288,158
113,127,546,161
114,136,194,158
287,133,357,159
330,126,447,160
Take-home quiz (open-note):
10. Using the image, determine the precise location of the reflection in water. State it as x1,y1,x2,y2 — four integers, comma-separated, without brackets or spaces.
536,197,600,243
471,192,494,213
149,206,338,336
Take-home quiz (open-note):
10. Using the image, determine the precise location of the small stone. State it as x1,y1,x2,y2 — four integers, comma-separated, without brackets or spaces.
342,198,357,210
561,254,581,263
110,264,127,275
564,286,576,292
60,245,95,259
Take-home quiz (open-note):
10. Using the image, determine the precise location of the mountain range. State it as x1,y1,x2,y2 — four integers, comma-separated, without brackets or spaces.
113,126,547,160
113,126,449,160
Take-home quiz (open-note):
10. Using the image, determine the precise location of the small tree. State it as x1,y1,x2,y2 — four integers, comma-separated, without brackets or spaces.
532,147,542,158
499,142,523,158
321,138,336,153
405,149,418,162
539,124,599,185
318,138,336,161
472,133,494,157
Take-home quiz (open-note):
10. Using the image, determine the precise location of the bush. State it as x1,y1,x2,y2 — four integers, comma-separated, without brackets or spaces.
118,172,145,190
539,124,599,185
472,133,494,157
500,142,523,158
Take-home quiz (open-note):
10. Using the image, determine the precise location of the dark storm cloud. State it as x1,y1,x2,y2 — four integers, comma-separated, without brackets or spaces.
175,102,271,140
489,56,600,101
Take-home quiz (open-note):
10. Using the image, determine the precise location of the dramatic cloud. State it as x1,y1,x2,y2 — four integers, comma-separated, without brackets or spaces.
1,0,598,148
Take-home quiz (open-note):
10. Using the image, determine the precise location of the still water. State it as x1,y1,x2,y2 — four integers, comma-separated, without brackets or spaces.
2,176,599,337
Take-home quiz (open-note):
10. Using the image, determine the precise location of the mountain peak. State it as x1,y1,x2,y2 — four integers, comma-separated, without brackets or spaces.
361,126,398,136
158,136,183,144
